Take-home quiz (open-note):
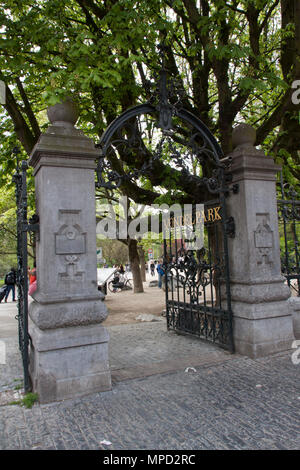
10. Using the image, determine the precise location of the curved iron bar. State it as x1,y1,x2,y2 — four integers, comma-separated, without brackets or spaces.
98,104,223,161
96,103,229,195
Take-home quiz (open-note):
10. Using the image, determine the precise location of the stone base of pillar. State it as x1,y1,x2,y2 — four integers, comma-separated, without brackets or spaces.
29,296,108,330
29,323,111,404
289,297,300,339
232,300,295,358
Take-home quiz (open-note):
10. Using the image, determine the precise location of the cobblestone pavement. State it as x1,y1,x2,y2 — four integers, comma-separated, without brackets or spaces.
0,338,23,393
0,321,231,391
108,321,231,370
0,320,300,450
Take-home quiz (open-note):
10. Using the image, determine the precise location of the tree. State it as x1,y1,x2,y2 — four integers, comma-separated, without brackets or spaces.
96,192,145,292
0,0,299,215
0,185,18,277
0,182,35,276
97,238,128,266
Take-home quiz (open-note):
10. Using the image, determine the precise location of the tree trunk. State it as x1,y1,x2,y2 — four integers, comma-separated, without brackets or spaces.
128,238,144,293
138,246,146,282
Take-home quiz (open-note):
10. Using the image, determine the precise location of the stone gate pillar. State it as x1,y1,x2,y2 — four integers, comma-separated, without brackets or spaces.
226,124,295,358
28,99,111,403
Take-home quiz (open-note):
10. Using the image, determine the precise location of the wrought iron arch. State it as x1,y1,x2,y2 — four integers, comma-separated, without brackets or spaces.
95,69,231,197
99,103,223,161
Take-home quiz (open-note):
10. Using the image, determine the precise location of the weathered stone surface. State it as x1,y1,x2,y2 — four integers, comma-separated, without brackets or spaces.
232,123,256,148
29,324,111,403
29,101,105,327
135,313,161,322
289,297,300,339
226,124,295,358
29,298,108,330
233,315,295,358
27,99,111,401
0,327,299,450
229,279,290,306
47,97,79,127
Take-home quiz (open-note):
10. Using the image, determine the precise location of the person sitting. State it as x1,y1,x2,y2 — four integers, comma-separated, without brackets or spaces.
119,264,125,274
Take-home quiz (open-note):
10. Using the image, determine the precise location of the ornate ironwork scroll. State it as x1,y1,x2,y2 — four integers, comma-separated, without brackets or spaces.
277,174,300,296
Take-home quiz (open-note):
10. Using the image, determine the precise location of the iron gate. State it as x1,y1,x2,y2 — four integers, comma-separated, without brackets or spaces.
96,56,235,352
163,197,234,351
13,148,39,392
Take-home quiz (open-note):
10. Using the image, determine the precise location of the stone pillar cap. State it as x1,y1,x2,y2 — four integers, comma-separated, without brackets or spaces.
47,97,79,128
232,123,256,149
29,97,99,170
228,123,281,182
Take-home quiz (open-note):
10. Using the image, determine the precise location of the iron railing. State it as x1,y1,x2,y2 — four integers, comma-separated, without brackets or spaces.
13,153,31,392
277,174,300,296
12,148,39,393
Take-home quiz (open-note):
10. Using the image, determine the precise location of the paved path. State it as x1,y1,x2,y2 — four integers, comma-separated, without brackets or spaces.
0,349,299,450
0,300,18,339
0,302,299,450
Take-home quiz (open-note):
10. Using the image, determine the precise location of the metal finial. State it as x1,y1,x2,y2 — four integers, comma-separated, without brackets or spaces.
156,43,173,130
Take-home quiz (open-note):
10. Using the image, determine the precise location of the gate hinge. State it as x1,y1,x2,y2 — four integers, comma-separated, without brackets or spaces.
25,214,40,239
231,183,239,194
226,184,239,197
225,216,235,238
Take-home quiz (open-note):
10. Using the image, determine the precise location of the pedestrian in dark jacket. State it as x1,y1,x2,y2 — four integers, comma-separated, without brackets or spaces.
4,268,16,302
156,260,165,288
150,261,155,276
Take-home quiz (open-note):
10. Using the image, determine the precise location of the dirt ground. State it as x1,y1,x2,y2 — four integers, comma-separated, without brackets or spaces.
102,281,166,326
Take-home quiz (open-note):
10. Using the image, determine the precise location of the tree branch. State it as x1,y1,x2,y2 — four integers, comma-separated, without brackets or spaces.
16,78,41,140
0,74,37,154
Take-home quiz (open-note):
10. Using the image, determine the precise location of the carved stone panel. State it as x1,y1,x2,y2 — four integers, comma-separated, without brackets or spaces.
55,210,86,291
254,213,274,265
55,210,86,255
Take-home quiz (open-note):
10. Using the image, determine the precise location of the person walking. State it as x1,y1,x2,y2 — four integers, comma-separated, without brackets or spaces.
4,268,16,302
28,263,36,285
156,260,165,288
150,261,155,276
28,262,37,297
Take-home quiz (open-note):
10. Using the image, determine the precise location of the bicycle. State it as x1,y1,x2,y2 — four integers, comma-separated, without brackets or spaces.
107,272,132,293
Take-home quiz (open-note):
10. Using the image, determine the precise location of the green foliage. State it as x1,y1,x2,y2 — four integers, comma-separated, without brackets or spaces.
0,0,298,223
0,178,35,276
22,392,38,409
96,238,128,266
8,392,39,408
0,184,18,276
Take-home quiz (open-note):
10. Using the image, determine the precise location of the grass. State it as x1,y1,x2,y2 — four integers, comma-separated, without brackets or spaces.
8,392,38,409
22,393,38,409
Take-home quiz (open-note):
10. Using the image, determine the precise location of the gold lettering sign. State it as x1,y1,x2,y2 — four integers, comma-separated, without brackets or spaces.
168,206,222,227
